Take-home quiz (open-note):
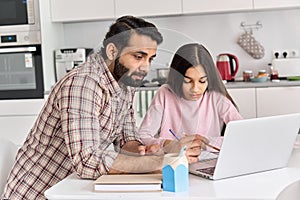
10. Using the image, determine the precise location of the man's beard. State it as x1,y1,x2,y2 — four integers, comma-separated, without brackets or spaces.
113,58,147,87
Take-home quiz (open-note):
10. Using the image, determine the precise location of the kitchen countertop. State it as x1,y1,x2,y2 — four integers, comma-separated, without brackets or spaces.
225,80,300,89
137,80,300,91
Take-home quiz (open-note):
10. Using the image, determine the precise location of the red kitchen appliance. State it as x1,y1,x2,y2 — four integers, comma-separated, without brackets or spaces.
216,53,239,81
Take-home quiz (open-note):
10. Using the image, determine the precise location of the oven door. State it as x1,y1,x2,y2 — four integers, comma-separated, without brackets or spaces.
0,0,33,26
0,45,44,99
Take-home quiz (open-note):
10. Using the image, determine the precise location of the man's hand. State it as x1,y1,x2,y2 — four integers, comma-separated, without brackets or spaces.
121,141,145,156
121,141,162,156
145,143,160,154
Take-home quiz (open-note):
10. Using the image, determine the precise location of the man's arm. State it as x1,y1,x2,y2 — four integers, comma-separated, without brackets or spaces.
108,153,163,174
61,76,119,179
108,140,163,174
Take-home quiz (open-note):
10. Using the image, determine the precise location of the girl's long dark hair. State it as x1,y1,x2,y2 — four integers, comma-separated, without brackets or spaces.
167,43,238,108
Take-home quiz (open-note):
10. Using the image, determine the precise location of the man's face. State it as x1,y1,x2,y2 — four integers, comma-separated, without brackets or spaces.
113,33,158,87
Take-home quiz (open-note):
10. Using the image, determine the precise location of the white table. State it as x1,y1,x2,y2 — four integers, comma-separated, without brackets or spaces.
45,146,300,200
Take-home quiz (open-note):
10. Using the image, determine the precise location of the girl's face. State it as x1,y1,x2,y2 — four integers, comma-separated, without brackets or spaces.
182,65,208,101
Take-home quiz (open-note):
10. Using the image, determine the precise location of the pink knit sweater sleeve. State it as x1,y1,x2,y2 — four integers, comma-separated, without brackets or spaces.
137,86,166,147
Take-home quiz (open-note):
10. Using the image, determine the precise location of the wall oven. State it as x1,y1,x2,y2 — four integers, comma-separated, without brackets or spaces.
0,44,43,99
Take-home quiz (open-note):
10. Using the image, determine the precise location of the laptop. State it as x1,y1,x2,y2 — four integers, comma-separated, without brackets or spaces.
189,113,300,180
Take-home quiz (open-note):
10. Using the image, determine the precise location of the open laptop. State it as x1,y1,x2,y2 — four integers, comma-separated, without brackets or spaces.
189,113,300,180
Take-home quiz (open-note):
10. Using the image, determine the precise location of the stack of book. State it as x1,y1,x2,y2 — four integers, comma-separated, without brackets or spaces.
93,173,162,192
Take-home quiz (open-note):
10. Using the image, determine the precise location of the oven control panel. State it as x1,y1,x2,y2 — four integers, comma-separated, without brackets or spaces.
0,31,41,46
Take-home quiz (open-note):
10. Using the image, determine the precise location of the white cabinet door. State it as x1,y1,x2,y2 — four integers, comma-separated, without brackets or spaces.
115,0,182,17
0,116,38,147
0,99,44,115
182,0,253,14
0,99,45,146
254,0,300,9
50,0,115,22
227,88,256,119
256,86,300,117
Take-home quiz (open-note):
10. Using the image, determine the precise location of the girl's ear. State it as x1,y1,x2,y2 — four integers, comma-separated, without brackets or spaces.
106,43,118,61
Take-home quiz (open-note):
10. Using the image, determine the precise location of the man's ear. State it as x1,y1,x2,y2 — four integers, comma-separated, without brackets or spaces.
106,43,118,61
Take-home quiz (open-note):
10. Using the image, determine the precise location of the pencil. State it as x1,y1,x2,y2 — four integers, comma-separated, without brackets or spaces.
205,143,221,152
169,128,221,151
191,143,221,152
168,129,180,140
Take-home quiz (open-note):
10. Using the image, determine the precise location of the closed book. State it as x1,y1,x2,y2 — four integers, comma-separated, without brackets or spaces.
94,174,162,192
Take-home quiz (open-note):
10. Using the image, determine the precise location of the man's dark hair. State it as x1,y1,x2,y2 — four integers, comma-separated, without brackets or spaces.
101,15,163,59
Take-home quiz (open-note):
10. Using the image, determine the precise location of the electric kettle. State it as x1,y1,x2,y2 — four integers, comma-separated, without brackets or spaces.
216,53,239,81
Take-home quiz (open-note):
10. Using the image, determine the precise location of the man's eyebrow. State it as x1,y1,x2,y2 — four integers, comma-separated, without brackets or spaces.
134,51,156,58
135,51,148,55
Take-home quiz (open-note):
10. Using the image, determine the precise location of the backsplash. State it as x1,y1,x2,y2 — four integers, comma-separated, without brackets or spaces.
62,8,300,79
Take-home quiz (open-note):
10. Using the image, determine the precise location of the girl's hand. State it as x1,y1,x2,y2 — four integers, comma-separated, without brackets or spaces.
186,145,201,163
182,134,208,163
163,134,209,163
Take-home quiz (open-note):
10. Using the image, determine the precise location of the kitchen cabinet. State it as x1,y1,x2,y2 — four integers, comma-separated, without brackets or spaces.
254,0,300,9
182,0,253,14
227,88,257,119
50,0,181,22
182,0,300,15
228,86,300,119
0,116,38,147
0,99,45,146
50,0,114,22
50,0,300,23
115,0,182,17
256,86,300,117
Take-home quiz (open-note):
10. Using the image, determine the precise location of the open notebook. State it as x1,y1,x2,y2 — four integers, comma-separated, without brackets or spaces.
190,113,300,180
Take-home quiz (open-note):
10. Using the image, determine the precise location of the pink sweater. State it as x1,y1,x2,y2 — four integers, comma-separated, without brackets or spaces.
138,84,243,149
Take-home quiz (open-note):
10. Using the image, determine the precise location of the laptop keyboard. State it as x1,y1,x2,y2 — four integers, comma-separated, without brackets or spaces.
196,167,215,176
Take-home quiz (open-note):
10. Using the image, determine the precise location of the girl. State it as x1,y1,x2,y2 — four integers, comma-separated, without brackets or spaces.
138,43,243,163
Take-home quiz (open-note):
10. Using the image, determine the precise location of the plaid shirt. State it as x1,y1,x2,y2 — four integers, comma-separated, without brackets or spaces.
2,51,140,200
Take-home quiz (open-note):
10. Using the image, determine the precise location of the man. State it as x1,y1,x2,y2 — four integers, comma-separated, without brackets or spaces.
2,16,204,200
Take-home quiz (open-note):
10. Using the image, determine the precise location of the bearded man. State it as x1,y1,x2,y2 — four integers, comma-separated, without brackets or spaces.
2,15,163,200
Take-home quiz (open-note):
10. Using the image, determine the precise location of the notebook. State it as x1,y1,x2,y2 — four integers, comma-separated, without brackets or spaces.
93,173,162,192
189,113,300,180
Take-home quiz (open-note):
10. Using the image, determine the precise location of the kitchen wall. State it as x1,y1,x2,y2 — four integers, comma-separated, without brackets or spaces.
60,8,300,81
